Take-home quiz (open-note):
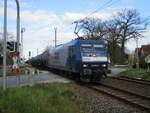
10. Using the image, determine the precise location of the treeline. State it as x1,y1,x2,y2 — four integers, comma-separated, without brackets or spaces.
75,9,149,64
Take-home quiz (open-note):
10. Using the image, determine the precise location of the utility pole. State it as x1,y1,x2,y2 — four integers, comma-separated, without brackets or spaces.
3,0,7,90
37,49,39,55
136,38,139,69
21,27,25,58
29,51,31,60
54,27,57,48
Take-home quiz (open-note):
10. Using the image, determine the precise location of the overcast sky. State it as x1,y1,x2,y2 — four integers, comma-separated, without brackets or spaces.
0,0,150,59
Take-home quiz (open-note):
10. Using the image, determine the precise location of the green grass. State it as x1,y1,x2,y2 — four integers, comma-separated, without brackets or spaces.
119,69,150,81
0,83,85,113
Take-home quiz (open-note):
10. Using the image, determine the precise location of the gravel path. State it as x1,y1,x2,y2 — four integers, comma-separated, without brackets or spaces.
70,83,149,113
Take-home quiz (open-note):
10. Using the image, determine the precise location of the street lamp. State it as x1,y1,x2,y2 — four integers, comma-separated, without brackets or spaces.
135,38,139,69
15,0,20,53
15,0,20,87
3,0,21,89
21,27,25,58
3,0,7,90
54,27,57,48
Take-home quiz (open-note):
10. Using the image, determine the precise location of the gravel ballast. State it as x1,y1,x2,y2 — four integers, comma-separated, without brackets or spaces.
70,83,149,113
101,78,150,98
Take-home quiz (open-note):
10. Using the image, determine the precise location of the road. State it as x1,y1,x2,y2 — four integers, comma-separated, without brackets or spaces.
0,65,128,88
0,71,69,88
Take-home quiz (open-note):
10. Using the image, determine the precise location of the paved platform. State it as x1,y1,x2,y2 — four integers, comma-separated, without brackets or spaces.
0,71,70,88
108,66,129,76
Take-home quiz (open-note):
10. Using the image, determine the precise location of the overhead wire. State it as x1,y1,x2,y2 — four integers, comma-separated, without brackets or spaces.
43,0,120,36
87,0,113,17
73,0,121,37
59,0,120,35
85,0,121,19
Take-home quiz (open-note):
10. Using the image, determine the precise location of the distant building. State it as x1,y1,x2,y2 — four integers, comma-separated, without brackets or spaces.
134,44,150,57
135,48,141,56
140,44,150,57
134,44,150,68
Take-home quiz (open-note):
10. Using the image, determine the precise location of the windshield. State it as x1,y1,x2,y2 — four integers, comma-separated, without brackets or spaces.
80,44,106,57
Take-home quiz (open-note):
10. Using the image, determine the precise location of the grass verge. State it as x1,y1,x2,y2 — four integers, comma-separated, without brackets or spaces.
119,69,150,81
0,83,86,113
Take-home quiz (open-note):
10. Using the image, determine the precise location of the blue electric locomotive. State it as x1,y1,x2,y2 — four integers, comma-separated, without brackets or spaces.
47,39,108,81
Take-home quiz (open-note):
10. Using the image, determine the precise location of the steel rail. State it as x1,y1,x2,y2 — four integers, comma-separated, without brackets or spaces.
100,83,150,100
86,85,150,112
108,76,150,86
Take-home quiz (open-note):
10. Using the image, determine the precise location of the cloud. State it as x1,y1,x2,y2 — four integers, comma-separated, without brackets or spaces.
21,10,60,25
62,12,112,24
126,30,150,51
62,12,86,23
89,13,112,20
0,5,116,58
0,7,60,24
0,6,113,29
89,1,95,6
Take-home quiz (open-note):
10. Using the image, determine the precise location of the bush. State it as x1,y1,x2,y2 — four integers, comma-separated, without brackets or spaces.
139,56,147,69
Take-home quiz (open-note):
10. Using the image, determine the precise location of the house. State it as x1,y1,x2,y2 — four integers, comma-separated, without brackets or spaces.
135,48,141,57
134,44,150,68
140,44,150,57
145,55,150,63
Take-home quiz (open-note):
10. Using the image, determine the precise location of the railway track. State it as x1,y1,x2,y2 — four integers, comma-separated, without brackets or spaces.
86,83,150,112
102,76,150,98
108,76,150,86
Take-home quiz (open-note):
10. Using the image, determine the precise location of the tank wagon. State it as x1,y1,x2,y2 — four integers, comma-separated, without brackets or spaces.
47,39,108,81
28,51,49,68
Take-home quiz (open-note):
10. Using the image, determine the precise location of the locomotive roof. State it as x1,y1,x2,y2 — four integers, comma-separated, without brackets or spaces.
70,39,107,45
52,39,107,52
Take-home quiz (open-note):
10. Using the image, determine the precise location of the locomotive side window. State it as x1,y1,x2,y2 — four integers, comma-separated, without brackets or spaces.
69,46,74,58
54,52,59,59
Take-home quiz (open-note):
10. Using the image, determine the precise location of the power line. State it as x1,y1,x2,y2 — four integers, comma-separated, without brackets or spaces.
73,0,121,23
87,0,113,16
73,0,121,37
104,0,121,10
88,0,121,17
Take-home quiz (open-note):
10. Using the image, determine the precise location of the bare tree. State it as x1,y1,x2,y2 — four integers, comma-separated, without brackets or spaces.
44,45,53,52
104,20,122,64
73,9,149,64
113,9,149,62
74,18,106,39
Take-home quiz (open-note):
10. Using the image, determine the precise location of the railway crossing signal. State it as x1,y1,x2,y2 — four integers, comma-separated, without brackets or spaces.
7,41,14,51
7,41,16,52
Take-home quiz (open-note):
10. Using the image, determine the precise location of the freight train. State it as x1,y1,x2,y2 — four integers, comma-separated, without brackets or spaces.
28,39,109,81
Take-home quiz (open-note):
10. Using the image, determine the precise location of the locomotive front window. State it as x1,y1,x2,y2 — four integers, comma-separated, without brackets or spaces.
80,44,92,53
80,44,92,57
93,44,105,55
81,44,106,57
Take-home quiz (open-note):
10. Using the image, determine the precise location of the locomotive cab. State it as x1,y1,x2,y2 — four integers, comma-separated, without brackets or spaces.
79,41,108,81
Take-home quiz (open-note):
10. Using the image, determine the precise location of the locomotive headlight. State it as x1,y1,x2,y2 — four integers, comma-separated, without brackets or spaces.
93,54,96,57
83,64,88,67
102,64,106,67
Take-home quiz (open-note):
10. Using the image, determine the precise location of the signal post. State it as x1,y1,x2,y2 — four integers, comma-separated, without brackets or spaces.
7,41,21,86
